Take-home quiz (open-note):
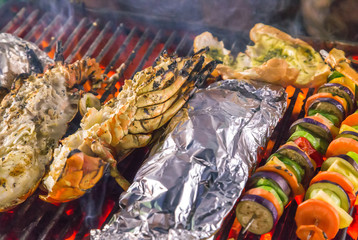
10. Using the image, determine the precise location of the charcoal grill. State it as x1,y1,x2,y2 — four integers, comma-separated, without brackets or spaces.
0,1,356,240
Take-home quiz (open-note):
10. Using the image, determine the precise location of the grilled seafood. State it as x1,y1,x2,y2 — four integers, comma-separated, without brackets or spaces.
0,58,102,212
0,33,53,101
194,24,330,88
40,50,217,203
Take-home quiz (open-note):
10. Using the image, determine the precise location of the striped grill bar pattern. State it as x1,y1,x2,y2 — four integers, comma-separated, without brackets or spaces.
0,2,348,240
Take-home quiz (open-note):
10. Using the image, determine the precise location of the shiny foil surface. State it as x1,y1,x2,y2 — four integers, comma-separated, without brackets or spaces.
0,33,53,90
92,79,287,240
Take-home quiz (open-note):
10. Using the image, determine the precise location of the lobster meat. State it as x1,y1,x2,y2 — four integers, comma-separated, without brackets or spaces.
0,56,103,212
40,50,217,203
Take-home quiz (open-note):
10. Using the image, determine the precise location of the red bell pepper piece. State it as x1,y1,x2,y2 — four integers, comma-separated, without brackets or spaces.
294,137,324,167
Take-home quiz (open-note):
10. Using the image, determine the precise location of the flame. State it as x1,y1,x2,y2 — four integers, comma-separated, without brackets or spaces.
225,217,274,240
226,218,242,239
40,40,56,59
41,40,120,101
285,86,313,119
66,208,74,216
65,231,77,240
263,139,275,159
348,207,358,239
294,194,304,205
63,200,115,240
260,232,273,240
98,200,115,228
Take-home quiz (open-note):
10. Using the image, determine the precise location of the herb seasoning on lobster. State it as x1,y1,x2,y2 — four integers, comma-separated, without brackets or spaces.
40,50,217,203
0,56,103,212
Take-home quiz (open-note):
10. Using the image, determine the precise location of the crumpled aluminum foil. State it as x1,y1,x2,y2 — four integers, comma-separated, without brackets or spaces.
91,79,287,240
0,33,53,90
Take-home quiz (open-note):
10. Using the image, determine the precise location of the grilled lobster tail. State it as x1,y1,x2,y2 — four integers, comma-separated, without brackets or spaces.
40,50,217,203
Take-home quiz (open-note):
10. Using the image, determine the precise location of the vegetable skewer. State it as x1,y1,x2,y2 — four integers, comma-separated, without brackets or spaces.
295,49,358,240
236,48,358,237
295,130,358,239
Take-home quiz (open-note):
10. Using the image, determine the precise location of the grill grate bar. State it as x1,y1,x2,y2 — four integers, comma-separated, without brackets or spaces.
1,7,26,32
23,13,50,40
174,33,189,54
272,201,298,239
103,26,137,75
66,18,100,62
62,17,88,53
96,24,124,63
297,88,315,119
12,9,40,37
154,31,177,63
0,195,37,240
131,29,163,78
73,175,111,240
84,21,112,58
45,16,74,52
58,206,83,240
12,194,37,222
19,207,47,240
271,88,301,153
35,15,63,46
101,28,150,102
38,204,68,240
186,45,194,57
118,28,151,72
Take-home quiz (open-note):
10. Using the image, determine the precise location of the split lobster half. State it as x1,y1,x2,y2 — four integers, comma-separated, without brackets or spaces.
40,49,217,203
0,47,103,212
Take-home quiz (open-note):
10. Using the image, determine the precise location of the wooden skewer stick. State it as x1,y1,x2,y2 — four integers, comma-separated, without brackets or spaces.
306,218,319,240
242,214,256,234
237,215,256,240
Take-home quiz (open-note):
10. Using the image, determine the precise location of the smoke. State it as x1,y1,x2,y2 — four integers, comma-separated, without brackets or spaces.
28,0,75,19
301,0,358,41
27,0,358,41
79,172,110,229
99,0,303,35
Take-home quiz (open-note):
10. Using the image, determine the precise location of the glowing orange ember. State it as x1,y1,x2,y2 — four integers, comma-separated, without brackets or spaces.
294,194,304,206
286,86,313,119
260,231,273,240
98,200,115,228
66,208,74,216
348,207,358,239
227,218,242,239
65,230,77,240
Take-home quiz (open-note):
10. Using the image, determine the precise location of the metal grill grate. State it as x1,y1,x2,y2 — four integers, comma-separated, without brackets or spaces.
0,2,349,240
0,4,215,240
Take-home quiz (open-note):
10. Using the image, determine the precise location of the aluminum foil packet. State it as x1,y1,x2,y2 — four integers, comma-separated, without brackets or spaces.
92,79,287,240
0,33,53,90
